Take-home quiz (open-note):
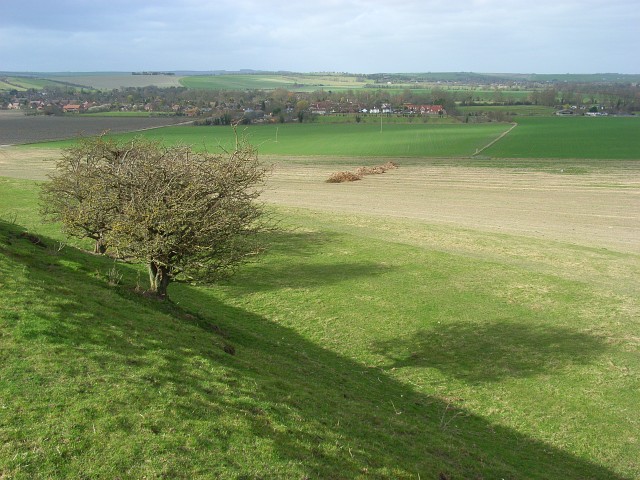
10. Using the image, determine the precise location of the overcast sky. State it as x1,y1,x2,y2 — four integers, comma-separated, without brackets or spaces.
1,0,638,74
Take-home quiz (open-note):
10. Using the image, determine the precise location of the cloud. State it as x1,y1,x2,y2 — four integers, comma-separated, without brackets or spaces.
1,0,638,73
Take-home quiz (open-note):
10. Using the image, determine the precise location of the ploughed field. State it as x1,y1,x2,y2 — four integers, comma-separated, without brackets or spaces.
0,110,189,146
262,158,640,254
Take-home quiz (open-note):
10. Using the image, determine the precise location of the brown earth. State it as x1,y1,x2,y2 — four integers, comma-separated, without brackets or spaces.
2,148,639,254
262,161,640,254
0,110,191,146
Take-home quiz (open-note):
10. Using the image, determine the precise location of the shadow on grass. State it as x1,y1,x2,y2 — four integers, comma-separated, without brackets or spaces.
233,229,395,292
0,220,628,479
371,321,608,383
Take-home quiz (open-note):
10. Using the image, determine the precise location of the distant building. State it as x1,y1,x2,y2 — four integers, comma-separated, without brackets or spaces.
404,104,445,115
63,104,82,113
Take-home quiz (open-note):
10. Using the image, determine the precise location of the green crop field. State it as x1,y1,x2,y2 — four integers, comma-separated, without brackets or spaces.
484,116,640,159
313,114,460,125
47,74,184,90
29,123,513,159
177,75,537,100
458,105,556,116
0,77,68,91
15,114,640,162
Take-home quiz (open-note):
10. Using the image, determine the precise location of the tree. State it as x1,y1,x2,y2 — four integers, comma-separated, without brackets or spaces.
41,134,268,299
41,136,123,253
539,88,558,107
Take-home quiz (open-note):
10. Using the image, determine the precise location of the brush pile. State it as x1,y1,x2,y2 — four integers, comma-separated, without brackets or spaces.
326,171,363,183
326,162,398,183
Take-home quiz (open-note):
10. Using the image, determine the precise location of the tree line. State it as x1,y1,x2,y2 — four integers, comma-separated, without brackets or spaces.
5,80,639,116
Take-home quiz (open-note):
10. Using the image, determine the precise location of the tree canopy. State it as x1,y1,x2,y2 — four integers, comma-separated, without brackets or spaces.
41,134,268,298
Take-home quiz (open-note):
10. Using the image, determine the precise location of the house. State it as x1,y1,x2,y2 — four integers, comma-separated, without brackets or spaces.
404,104,445,115
63,104,82,113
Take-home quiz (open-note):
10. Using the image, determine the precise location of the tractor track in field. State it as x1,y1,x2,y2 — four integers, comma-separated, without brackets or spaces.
473,122,518,156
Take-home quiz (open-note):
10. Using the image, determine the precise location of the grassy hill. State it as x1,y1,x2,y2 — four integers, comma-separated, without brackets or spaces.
1,176,638,478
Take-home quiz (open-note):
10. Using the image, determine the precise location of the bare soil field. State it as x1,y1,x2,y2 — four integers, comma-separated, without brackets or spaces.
0,111,190,146
2,148,638,254
262,160,640,254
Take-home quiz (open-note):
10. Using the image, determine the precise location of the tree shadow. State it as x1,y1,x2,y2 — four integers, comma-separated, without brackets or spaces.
228,229,395,292
1,220,630,479
370,321,609,383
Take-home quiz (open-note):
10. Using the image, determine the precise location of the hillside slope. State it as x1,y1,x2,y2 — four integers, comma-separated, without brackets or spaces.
1,178,637,479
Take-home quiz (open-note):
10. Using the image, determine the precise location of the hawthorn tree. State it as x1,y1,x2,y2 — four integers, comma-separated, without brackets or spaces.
41,136,125,254
41,134,268,299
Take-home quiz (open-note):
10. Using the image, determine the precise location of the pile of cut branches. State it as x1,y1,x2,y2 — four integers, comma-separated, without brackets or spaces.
326,162,398,183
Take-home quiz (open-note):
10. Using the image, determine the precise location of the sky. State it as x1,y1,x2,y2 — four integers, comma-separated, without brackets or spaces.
1,0,639,74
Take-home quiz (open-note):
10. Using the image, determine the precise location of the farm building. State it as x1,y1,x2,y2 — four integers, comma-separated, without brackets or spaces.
62,104,82,113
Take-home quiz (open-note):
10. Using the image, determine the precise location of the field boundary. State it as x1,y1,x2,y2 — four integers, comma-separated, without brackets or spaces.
473,122,517,156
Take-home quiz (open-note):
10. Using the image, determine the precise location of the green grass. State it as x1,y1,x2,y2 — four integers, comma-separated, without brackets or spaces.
180,74,373,92
19,115,640,161
313,114,460,125
458,105,556,116
1,177,639,478
28,123,513,158
485,116,640,159
47,74,183,90
0,77,68,91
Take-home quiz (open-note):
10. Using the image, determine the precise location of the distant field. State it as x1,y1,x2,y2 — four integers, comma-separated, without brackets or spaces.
484,116,640,159
10,114,640,161
0,76,69,91
458,105,556,116
177,75,536,100
80,111,177,117
180,74,372,91
437,88,533,102
313,114,460,125
49,74,185,89
0,111,190,146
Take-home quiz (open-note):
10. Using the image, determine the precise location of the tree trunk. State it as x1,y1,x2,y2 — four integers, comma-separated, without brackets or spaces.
148,262,170,299
94,237,107,254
